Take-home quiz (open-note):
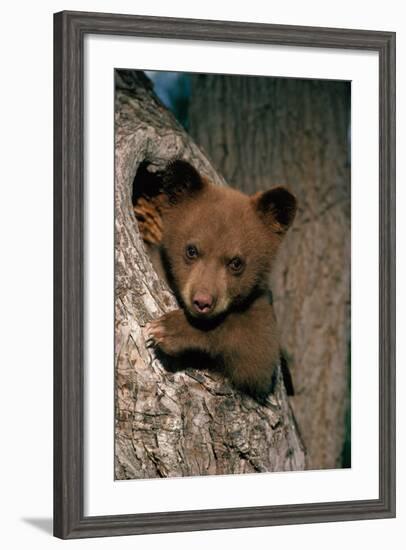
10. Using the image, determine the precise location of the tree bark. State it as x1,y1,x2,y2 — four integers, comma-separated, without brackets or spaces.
189,75,351,470
114,69,305,480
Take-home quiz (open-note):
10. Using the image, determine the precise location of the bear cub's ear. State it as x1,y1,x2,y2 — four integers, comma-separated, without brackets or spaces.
161,159,206,204
251,186,297,234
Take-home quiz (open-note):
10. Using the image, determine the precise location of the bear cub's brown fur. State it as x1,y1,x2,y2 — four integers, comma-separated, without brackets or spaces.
145,160,297,400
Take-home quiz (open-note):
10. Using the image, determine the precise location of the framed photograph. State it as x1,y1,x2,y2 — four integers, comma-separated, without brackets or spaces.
54,10,396,539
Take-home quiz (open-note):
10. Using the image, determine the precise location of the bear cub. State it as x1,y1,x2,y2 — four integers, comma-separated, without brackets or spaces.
144,160,297,400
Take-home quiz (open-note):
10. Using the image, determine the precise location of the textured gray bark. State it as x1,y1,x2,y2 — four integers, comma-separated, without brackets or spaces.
114,69,305,479
189,75,351,470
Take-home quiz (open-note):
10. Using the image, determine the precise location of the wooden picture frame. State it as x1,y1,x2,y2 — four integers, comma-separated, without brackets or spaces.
54,10,396,539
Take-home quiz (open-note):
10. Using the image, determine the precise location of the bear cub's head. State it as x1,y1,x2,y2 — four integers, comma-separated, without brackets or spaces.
159,160,297,321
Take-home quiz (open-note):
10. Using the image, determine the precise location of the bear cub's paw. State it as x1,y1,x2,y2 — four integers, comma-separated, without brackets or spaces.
144,309,187,356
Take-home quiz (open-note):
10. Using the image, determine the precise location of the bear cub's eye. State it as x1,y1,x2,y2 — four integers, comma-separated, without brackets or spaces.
228,257,244,274
185,244,199,260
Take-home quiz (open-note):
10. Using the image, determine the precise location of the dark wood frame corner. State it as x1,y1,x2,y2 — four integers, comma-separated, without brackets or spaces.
54,10,396,539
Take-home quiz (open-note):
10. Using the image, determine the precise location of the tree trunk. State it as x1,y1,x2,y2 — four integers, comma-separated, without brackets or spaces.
114,69,305,480
189,75,351,470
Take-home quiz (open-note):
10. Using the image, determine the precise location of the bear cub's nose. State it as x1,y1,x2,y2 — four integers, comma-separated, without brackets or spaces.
193,292,214,314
